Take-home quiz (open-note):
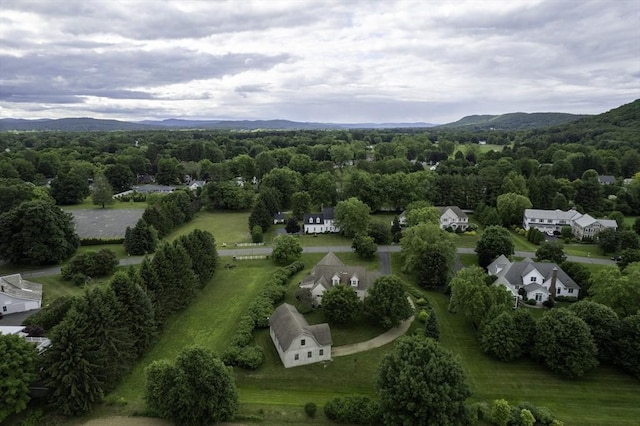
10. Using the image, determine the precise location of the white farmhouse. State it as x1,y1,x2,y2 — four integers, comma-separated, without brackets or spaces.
269,303,332,368
303,207,339,233
1,274,42,315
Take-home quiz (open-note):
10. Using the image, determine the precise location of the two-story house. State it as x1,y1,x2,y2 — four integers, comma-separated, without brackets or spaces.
269,303,332,368
488,255,580,307
299,252,380,306
572,214,618,240
303,207,339,234
437,206,469,231
523,209,617,240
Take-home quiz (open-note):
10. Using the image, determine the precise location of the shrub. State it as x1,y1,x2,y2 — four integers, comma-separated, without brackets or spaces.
324,395,380,424
80,237,125,246
251,225,263,243
542,299,555,308
526,299,537,305
304,402,317,418
418,310,429,323
554,296,578,303
248,296,274,328
415,297,428,306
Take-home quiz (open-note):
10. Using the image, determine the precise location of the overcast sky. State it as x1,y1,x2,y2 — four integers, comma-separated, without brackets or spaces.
1,0,639,124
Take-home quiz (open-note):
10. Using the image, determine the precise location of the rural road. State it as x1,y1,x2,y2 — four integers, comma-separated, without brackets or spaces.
21,245,615,279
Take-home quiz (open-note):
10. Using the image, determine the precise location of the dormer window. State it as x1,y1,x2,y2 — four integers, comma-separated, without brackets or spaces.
332,275,340,286
301,339,306,346
531,277,537,282
309,217,313,223
350,276,358,287
316,217,321,224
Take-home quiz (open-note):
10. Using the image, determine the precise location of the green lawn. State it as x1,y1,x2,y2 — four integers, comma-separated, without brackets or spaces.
62,196,148,210
165,211,251,245
425,290,640,425
28,274,106,305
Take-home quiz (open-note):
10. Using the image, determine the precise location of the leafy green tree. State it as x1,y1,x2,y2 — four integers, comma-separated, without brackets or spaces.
61,249,119,280
520,408,536,426
42,307,103,415
391,215,402,242
248,199,272,233
475,225,514,268
272,234,302,265
124,218,158,255
322,285,361,323
405,206,440,227
364,275,413,329
496,192,533,227
480,311,528,361
0,178,35,213
551,193,569,210
0,334,38,422
260,167,303,209
368,219,391,244
291,191,312,220
104,163,135,193
535,241,567,264
308,171,338,207
377,335,471,425
568,300,619,362
423,306,439,340
449,266,513,327
50,169,90,205
145,347,238,425
334,197,371,238
352,233,377,259
110,271,157,358
491,399,513,426
156,157,183,185
400,223,457,287
251,225,263,243
201,181,254,210
285,217,300,234
0,200,79,265
616,314,640,379
618,230,640,250
91,172,114,208
597,228,619,254
633,217,640,235
533,308,598,378
256,187,281,216
589,264,640,317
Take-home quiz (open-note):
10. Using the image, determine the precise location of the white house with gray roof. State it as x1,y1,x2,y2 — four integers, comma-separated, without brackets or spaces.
1,274,42,315
300,252,380,306
303,207,339,234
437,206,469,231
269,303,332,368
488,255,580,306
523,208,617,240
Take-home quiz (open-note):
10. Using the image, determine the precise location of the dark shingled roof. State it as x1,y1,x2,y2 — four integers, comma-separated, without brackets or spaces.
269,303,332,351
437,205,468,219
502,259,580,289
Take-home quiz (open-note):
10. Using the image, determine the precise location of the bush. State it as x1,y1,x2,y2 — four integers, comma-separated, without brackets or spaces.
554,296,578,303
80,237,125,246
418,310,429,323
526,299,537,306
251,225,263,243
222,345,264,369
61,249,119,280
415,297,428,306
304,402,317,418
542,299,555,308
324,395,380,424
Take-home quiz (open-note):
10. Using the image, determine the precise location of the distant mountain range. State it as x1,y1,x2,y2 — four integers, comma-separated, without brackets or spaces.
434,112,590,130
0,111,591,132
0,118,435,132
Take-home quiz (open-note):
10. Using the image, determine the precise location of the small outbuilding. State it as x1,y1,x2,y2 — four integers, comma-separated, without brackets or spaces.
0,274,42,315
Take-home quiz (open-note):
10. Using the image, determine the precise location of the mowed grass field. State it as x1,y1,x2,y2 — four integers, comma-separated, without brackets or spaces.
165,210,251,245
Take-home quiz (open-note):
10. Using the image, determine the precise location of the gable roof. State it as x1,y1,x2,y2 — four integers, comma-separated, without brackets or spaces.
524,208,581,221
302,253,379,292
0,274,42,301
316,252,344,267
437,206,467,219
269,303,332,351
598,175,616,184
502,261,580,289
322,207,335,220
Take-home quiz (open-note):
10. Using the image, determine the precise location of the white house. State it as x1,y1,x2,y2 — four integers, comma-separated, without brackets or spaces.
1,274,43,315
273,212,286,225
488,255,580,307
393,205,468,230
523,209,617,240
269,303,332,368
572,214,618,241
188,180,206,191
303,207,339,233
437,206,469,231
299,252,380,306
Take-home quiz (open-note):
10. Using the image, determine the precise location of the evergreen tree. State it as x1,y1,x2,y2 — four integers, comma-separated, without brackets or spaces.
248,199,272,233
42,307,103,415
124,218,158,255
151,243,198,323
111,271,157,358
175,229,218,288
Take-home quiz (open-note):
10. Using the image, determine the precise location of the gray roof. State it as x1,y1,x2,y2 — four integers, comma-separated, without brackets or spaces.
132,184,175,193
437,205,467,219
322,207,335,220
598,175,616,184
302,252,379,292
269,303,332,351
524,283,547,293
303,207,336,224
273,212,286,221
502,261,580,289
0,274,42,301
524,209,581,221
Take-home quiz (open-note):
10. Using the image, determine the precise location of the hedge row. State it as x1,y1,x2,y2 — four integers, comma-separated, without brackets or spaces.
323,395,381,424
80,237,125,246
223,261,304,369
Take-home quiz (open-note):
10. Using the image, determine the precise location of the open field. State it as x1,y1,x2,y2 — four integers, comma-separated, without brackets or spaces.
62,197,148,210
165,210,251,245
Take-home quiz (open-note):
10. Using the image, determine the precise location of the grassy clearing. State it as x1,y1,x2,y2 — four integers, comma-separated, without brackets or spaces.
165,211,251,245
28,274,105,305
62,196,148,210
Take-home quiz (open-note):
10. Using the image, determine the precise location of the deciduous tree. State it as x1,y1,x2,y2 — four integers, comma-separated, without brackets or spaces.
322,285,361,323
496,192,533,227
377,335,470,425
352,233,377,259
475,225,514,268
272,234,302,265
364,275,413,328
334,197,371,238
91,172,114,208
535,241,567,264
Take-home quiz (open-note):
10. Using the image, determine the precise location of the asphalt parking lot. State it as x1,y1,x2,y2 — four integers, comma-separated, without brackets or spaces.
66,209,144,239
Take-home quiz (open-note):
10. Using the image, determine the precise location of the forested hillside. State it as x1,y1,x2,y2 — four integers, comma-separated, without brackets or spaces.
437,112,590,130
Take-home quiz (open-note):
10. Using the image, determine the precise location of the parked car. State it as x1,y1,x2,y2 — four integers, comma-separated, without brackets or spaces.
611,256,622,262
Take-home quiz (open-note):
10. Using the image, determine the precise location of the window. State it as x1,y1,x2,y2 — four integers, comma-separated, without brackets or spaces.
307,351,312,358
316,217,321,224
531,277,537,282
2,306,6,312
557,288,561,294
568,288,574,294
309,218,313,223
294,354,299,360
301,339,306,346
535,293,543,301
319,349,324,356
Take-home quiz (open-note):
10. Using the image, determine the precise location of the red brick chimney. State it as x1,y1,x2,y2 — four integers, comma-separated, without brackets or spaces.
549,267,558,302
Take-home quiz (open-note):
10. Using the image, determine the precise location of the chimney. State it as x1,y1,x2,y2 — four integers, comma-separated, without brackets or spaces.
549,267,558,302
